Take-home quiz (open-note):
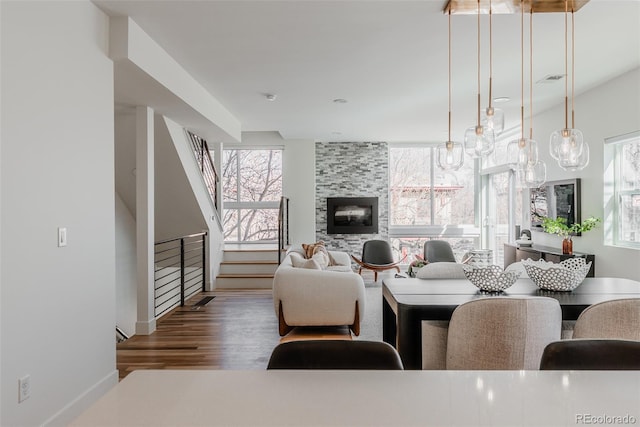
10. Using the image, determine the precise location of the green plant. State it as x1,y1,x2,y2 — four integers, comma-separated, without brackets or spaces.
541,216,601,239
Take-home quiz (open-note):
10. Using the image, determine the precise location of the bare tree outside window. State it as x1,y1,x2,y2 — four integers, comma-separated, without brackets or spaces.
389,146,478,261
222,149,283,242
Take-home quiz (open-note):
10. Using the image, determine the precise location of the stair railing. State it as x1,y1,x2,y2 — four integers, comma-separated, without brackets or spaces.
278,196,290,264
154,232,207,318
185,131,219,213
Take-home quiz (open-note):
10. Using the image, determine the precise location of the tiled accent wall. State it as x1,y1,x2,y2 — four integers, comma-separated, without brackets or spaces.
315,141,388,255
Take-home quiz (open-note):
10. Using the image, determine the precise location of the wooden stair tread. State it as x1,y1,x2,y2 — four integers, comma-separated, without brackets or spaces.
216,274,274,279
221,260,278,265
223,249,282,253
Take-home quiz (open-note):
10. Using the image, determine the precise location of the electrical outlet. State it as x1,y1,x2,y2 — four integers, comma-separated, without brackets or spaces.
18,375,30,403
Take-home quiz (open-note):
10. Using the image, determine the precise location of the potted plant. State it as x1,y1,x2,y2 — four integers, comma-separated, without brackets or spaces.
407,255,427,277
541,216,601,254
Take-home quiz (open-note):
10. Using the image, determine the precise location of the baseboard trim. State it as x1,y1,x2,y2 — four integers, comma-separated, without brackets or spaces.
136,318,157,335
43,369,118,426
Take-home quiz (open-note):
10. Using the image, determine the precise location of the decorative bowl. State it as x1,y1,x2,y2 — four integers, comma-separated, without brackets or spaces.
522,258,591,291
462,265,521,292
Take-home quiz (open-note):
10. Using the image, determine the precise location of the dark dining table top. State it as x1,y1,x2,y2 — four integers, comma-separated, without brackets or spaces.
383,277,640,306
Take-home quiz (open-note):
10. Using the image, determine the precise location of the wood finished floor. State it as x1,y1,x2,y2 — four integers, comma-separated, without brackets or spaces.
117,270,385,380
117,290,282,380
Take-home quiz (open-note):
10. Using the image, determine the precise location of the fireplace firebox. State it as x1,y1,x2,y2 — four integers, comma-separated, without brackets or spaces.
327,197,378,235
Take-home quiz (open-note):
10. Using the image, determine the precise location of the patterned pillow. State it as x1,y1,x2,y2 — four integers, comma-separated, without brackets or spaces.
302,241,325,258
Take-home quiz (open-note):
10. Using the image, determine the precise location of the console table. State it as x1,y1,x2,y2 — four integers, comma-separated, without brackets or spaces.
503,243,595,277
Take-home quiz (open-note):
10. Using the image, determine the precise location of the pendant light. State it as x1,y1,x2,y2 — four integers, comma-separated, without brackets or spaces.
464,0,495,159
481,0,505,135
437,9,464,171
549,0,588,171
508,1,545,188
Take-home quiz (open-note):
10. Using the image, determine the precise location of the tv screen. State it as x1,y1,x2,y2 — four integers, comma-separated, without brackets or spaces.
327,197,378,235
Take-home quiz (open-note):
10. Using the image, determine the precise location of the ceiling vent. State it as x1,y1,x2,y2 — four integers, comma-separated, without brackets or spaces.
537,74,565,84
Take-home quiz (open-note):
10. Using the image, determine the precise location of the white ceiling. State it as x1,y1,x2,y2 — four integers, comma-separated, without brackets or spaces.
94,0,640,143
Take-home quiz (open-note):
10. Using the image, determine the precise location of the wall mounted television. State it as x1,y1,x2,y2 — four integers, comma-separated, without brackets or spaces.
326,197,378,235
530,178,581,234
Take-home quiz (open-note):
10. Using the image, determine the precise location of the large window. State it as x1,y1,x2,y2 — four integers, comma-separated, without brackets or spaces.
222,149,283,242
389,145,479,261
605,131,640,249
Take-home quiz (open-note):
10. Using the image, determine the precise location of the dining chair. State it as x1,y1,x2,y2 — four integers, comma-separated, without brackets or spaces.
445,297,561,370
267,339,404,370
540,339,640,370
351,240,405,282
423,240,456,263
572,298,640,340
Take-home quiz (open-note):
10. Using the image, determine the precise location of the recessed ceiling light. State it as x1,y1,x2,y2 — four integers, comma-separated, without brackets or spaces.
265,93,277,101
493,97,510,103
333,98,348,104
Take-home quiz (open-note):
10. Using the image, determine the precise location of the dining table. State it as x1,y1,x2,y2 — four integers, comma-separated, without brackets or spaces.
382,276,640,370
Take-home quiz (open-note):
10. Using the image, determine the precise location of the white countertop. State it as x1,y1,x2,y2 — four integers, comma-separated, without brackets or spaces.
70,369,640,426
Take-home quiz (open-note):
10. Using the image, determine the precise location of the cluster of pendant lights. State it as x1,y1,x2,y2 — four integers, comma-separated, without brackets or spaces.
436,0,589,185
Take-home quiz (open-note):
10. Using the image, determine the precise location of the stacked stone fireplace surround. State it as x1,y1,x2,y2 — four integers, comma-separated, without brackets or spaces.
315,141,389,257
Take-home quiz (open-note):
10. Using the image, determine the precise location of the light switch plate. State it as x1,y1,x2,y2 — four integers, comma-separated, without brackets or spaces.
58,227,67,247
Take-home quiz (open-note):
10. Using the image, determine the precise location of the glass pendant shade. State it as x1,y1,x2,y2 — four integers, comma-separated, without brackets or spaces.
549,128,584,164
560,139,589,171
436,141,464,171
515,160,546,189
507,137,538,167
481,107,505,135
524,160,546,188
464,125,495,158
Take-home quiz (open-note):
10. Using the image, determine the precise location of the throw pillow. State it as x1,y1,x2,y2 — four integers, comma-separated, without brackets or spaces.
302,241,325,259
288,252,306,268
311,251,329,269
301,258,321,270
301,241,336,266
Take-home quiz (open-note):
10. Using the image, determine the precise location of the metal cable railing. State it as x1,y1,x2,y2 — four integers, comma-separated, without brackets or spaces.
186,131,219,213
154,232,207,318
278,196,290,264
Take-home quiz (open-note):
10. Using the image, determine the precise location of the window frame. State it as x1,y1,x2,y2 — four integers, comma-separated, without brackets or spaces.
604,131,640,250
387,143,481,243
222,146,283,243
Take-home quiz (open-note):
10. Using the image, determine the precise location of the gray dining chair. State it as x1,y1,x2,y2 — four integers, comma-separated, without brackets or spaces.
267,339,404,370
424,240,457,263
446,297,561,370
572,298,640,340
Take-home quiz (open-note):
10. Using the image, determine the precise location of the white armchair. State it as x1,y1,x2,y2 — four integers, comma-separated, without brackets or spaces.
272,249,365,336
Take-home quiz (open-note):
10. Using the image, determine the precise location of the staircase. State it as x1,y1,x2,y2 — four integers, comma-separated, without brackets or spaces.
216,246,282,289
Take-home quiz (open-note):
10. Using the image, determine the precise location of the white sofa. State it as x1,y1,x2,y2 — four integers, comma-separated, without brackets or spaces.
272,246,366,336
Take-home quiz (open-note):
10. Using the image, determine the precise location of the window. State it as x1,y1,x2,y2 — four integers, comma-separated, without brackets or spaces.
605,131,640,248
222,149,283,242
388,145,479,261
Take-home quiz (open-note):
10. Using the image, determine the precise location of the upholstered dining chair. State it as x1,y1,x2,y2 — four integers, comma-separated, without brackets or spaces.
445,297,562,370
572,298,640,340
267,340,404,370
423,240,457,263
540,339,640,370
351,239,405,282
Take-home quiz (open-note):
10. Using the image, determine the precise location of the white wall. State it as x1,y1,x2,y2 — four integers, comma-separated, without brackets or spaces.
237,132,317,244
529,68,640,280
1,1,117,426
163,117,225,289
115,193,137,337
